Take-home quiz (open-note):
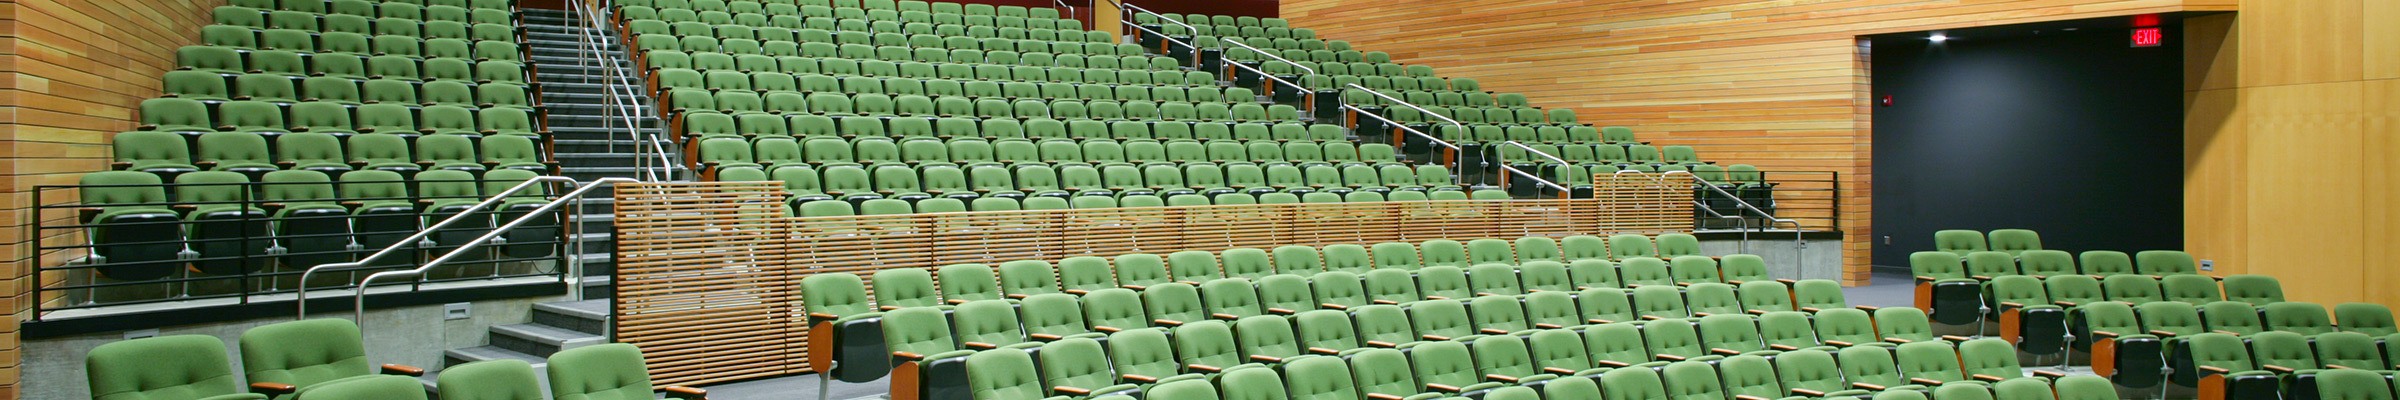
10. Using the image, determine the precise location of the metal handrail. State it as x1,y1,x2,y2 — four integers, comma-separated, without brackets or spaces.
1497,140,1572,166
575,0,677,181
1052,0,1076,29
1342,103,1462,186
1496,164,1569,198
1661,170,1806,278
1119,2,1313,75
1121,19,1197,61
297,176,568,317
1345,83,1467,136
300,177,637,323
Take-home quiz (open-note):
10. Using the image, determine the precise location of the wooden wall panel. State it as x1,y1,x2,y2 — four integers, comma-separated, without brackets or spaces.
0,0,223,396
2184,0,2400,309
1279,0,2224,286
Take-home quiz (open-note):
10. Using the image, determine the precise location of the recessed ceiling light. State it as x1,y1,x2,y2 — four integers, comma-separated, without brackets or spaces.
1929,34,1949,42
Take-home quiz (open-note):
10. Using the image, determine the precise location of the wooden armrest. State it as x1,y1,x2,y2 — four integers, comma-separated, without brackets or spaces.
1791,388,1827,397
1940,335,1974,342
1885,338,1913,344
2210,330,2240,336
2033,370,2069,377
2329,365,2357,370
2091,330,2121,339
1909,378,1944,385
808,312,840,319
2148,330,2179,337
1423,334,1450,341
1589,318,1617,324
1373,299,1399,305
1769,344,1799,351
1308,347,1341,355
1029,333,1063,340
1536,323,1564,329
1657,354,1687,361
1972,374,2008,382
1123,374,1159,383
1543,367,1577,375
1368,393,1406,400
1153,319,1184,326
381,364,425,376
1711,348,1743,355
1485,374,1521,382
1823,340,1854,347
892,351,925,360
1736,395,1773,400
1093,326,1122,333
1186,364,1222,372
1597,360,1631,367
1053,386,1092,395
2263,365,2295,373
1212,313,1242,320
1426,383,1462,392
1248,354,1283,363
250,382,297,396
2199,366,2230,374
660,386,707,400
1367,340,1397,348
1321,303,1349,310
1479,328,1510,334
962,342,998,350
1853,382,1887,390
1268,308,1297,314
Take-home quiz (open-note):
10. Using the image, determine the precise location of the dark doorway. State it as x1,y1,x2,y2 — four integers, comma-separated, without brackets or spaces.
1869,17,2188,268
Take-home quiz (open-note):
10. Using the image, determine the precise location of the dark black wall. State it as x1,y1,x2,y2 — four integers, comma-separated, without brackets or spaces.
1870,28,2183,267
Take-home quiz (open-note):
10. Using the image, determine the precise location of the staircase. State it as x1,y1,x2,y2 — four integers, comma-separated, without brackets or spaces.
521,8,686,299
418,299,611,393
413,9,650,391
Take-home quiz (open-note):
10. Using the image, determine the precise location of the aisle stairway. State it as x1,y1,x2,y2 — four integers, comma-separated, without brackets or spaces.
522,8,687,298
418,299,611,393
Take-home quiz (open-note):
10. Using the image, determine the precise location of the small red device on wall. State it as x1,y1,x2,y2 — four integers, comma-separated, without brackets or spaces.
2131,28,2164,47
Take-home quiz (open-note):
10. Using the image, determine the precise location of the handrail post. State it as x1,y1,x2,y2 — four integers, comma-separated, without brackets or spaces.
346,177,636,324
298,176,621,319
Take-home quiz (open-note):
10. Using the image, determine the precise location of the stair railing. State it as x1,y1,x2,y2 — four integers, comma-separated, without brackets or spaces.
1119,3,1313,76
1661,170,1807,278
1493,140,1575,199
1343,103,1463,186
572,0,678,181
297,177,637,323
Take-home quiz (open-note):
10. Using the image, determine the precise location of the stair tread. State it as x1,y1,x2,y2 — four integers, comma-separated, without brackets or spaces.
493,323,605,345
534,299,613,320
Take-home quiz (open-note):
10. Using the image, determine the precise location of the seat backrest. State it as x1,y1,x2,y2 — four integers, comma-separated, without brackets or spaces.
89,335,249,400
1583,322,1651,367
1166,250,1220,283
1874,307,1935,343
1467,264,1522,296
2017,250,2078,277
1420,239,1468,268
1172,320,1242,370
1774,349,1850,394
1406,299,1473,341
2312,332,2390,371
1720,254,1771,283
1696,313,1764,354
1642,318,1705,360
871,268,940,309
1631,285,1687,320
239,319,371,389
2222,275,2286,305
2078,250,2135,276
1143,282,1206,325
2137,301,2206,337
1081,288,1147,332
435,359,543,400
1715,355,1784,399
1516,237,1561,263
1347,348,1420,399
1837,345,1905,388
546,343,659,400
1607,234,1654,260
1562,235,1608,261
953,300,1028,348
1106,328,1182,381
2263,302,2335,336
2249,331,2318,371
1200,278,1263,320
936,263,1002,304
2044,275,2105,307
2051,375,2119,400
1985,229,2041,256
2182,333,2258,375
966,347,1048,400
1933,230,1987,256
1619,257,1674,287
2315,369,2397,400
879,306,958,357
1670,256,1722,284
1910,251,1968,280
1369,242,1419,270
1569,259,1621,290
1964,251,2018,278
1037,338,1119,393
1793,279,1852,312
1215,367,1288,400
2101,275,2162,303
1018,294,1089,339
1415,266,1471,300
1661,360,1726,400
1056,256,1116,294
1115,253,1170,289
1599,366,1668,400
1405,340,1482,390
1738,281,1796,314
1756,311,1822,351
2159,274,2222,304
1281,356,1358,400
2135,250,2196,276
2336,303,2397,336
1221,248,1272,279
1273,245,1321,274
294,375,427,400
1576,288,1636,325
1322,244,1370,273
1894,341,1967,383
995,260,1058,298
1470,335,1544,381
1813,308,1882,346
801,273,872,316
1685,282,1743,316
1255,274,1314,314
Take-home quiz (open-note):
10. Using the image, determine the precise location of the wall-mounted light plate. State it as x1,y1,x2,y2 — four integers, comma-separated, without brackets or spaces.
2200,259,2214,271
445,302,472,320
125,329,159,340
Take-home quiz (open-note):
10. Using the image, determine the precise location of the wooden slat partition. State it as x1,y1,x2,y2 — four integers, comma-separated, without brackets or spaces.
612,182,1681,385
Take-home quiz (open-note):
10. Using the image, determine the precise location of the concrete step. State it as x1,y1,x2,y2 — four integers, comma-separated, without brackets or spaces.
531,299,612,336
442,344,549,369
490,322,606,358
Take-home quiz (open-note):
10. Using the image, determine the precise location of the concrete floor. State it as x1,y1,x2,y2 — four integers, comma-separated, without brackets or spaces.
696,270,1948,400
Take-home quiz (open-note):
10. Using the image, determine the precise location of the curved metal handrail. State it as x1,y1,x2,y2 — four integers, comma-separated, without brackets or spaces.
1343,103,1461,186
297,177,636,322
576,0,677,181
1344,83,1467,137
1120,2,1314,75
1661,170,1805,278
1497,140,1572,166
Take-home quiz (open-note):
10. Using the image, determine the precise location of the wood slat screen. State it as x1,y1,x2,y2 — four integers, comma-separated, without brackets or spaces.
611,181,1686,385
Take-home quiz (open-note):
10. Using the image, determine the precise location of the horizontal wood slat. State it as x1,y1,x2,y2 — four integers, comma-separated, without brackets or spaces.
1279,0,2230,284
611,181,1689,386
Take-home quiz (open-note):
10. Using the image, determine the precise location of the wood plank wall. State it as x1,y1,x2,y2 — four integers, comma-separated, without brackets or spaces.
0,0,222,396
1279,0,2236,286
2184,0,2400,309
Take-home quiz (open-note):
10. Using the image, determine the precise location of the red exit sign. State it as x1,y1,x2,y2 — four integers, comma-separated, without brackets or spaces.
2131,27,2164,47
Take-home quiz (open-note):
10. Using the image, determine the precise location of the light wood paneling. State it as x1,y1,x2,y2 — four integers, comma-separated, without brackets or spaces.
1279,0,2223,285
613,182,1680,386
2242,82,2365,305
2182,88,2245,276
2365,79,2399,307
0,0,223,395
2239,0,2364,86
